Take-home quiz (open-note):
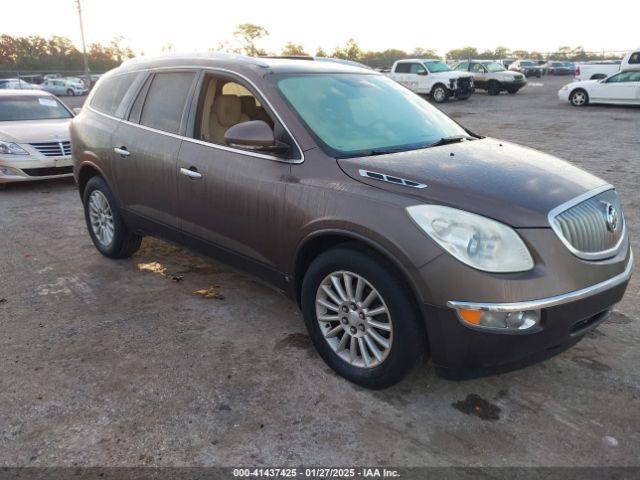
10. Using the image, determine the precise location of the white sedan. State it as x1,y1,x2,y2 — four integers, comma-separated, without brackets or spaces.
559,70,640,106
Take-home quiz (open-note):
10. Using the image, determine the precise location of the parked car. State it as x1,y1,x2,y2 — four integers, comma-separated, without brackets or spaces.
71,53,633,388
386,58,474,102
0,90,74,186
40,78,89,96
559,69,640,106
575,49,640,80
509,60,542,78
0,79,42,90
542,61,574,75
44,73,62,80
454,60,526,94
497,59,515,69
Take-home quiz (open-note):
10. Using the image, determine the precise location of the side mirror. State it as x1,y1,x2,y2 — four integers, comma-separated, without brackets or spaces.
72,107,82,115
416,70,428,76
224,120,288,153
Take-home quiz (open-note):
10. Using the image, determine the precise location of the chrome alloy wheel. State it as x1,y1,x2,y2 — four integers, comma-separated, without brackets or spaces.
432,86,447,103
88,190,115,246
315,271,393,368
571,90,587,106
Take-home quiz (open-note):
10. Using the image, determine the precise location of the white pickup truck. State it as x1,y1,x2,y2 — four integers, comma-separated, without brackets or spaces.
575,49,640,80
386,59,475,103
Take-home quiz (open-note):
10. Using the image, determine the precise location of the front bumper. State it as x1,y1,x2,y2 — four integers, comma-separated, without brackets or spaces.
0,155,73,184
558,88,571,102
424,251,633,378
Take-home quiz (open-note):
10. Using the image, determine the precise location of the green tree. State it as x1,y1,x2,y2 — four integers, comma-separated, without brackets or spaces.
332,38,361,60
234,23,269,56
412,47,438,58
446,47,478,60
494,46,510,59
282,42,308,56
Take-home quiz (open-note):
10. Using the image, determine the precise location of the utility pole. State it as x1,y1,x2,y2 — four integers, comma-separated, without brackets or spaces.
76,0,91,89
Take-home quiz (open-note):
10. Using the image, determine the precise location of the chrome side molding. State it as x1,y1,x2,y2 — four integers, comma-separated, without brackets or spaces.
447,250,634,313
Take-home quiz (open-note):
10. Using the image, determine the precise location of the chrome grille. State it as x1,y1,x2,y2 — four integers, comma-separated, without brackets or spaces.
29,141,71,157
549,188,625,260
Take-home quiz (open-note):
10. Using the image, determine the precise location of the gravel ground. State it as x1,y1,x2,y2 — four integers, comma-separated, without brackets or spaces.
0,76,639,467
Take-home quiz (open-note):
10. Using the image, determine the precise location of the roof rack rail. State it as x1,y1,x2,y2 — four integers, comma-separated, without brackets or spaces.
121,52,270,68
259,56,315,61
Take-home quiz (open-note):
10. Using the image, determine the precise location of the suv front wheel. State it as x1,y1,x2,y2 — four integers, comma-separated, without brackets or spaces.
301,245,427,389
431,84,449,103
83,176,142,258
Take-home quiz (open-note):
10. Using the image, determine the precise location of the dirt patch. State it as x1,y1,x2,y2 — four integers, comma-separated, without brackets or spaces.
607,311,633,325
452,394,501,421
134,237,229,276
274,333,313,352
570,355,611,373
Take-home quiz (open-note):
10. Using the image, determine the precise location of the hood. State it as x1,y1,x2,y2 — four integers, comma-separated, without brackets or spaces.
568,79,599,89
0,119,72,143
337,138,607,227
495,71,524,79
431,70,473,79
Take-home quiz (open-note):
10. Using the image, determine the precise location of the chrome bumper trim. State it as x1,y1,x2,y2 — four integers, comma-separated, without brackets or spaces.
447,250,634,313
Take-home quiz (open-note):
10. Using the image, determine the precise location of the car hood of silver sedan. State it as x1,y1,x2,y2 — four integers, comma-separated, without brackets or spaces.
338,138,608,228
0,119,71,143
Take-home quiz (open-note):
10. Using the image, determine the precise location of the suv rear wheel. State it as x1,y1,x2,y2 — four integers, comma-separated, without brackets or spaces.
301,245,426,389
83,176,142,258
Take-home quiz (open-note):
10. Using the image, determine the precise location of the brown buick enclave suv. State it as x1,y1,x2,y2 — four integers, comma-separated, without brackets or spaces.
71,53,633,388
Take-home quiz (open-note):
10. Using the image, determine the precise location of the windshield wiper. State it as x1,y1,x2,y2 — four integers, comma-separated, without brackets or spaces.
427,135,475,148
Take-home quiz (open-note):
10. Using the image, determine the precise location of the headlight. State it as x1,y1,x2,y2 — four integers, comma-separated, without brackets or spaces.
560,85,569,91
0,140,29,155
406,205,534,273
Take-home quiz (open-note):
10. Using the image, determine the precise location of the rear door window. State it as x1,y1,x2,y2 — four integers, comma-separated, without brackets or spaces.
394,63,410,73
139,72,196,134
90,72,139,117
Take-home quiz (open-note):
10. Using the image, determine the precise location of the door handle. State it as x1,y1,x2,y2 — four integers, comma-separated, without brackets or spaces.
180,167,203,179
113,146,130,157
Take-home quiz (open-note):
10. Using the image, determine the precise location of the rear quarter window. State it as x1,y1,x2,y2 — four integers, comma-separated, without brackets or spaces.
138,72,196,134
90,72,139,117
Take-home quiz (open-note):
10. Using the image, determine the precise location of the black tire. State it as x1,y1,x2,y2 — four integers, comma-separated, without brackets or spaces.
487,81,501,95
301,244,427,389
569,89,589,107
66,88,75,96
430,84,449,103
83,176,142,258
507,88,520,94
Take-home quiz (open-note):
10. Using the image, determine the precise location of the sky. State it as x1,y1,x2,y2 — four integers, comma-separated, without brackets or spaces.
4,0,638,56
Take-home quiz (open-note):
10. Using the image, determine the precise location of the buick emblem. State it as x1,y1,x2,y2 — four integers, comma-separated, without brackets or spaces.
604,203,619,232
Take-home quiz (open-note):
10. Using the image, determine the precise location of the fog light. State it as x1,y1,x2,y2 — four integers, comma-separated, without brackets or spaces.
0,166,22,177
457,309,540,331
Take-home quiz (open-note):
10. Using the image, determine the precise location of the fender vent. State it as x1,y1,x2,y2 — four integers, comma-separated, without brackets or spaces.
358,169,426,189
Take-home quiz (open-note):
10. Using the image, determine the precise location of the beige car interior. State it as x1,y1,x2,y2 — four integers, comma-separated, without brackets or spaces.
200,78,273,144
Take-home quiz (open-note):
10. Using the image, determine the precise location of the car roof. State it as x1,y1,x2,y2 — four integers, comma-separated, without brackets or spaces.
0,89,54,97
396,58,441,63
116,52,375,76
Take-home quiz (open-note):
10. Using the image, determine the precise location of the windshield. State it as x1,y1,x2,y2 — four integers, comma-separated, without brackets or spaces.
276,74,467,157
0,96,72,121
424,60,451,73
484,62,505,72
520,61,536,66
